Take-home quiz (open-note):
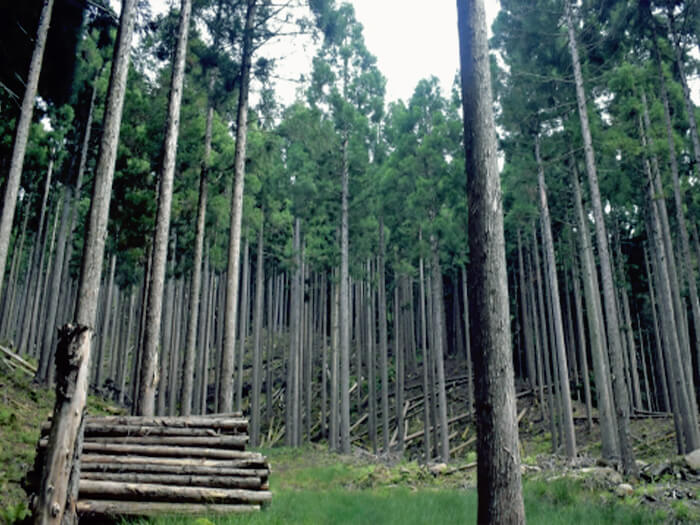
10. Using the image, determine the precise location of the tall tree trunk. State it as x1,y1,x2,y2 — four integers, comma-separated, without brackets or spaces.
419,237,431,462
458,0,525,519
429,231,450,462
653,56,700,388
219,0,257,413
641,90,696,411
250,219,264,446
642,123,700,453
461,266,474,412
339,129,351,454
366,260,377,453
644,245,671,412
0,0,55,300
181,79,214,415
378,219,389,452
23,157,55,357
236,237,250,412
570,161,618,458
94,253,116,391
33,0,136,520
571,255,593,430
517,231,536,392
330,269,339,451
535,136,576,458
565,0,635,475
136,0,192,416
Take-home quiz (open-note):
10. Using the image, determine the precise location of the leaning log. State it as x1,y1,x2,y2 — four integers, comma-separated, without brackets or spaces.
78,480,272,504
76,500,259,516
79,472,263,489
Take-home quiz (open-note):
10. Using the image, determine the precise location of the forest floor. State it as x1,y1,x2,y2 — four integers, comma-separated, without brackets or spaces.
1,360,699,524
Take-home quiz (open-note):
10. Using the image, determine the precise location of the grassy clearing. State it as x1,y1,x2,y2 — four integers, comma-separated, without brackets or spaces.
125,445,666,525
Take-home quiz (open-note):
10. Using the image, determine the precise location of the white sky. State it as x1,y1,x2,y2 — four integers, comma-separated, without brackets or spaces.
149,0,500,107
148,0,696,108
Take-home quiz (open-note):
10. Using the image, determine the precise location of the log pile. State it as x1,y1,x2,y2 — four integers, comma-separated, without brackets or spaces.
33,414,271,519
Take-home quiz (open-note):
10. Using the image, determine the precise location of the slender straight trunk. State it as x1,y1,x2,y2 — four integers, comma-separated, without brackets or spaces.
265,273,274,426
136,0,192,416
250,219,264,447
0,0,55,299
320,273,328,439
643,129,700,453
644,246,671,412
667,14,700,180
2,201,29,341
158,236,177,416
181,87,214,416
287,220,301,447
517,231,536,392
641,91,696,413
533,230,557,450
535,137,576,458
94,254,116,391
23,157,55,357
653,58,700,386
419,241,431,462
566,0,635,475
236,237,250,412
429,232,450,462
132,247,152,413
339,128,351,454
219,0,257,413
38,181,73,382
33,199,60,371
378,219,389,452
570,162,618,458
330,270,339,451
366,260,377,453
119,287,136,406
461,266,474,411
34,0,136,520
394,281,405,451
620,274,642,410
457,0,524,519
571,257,593,430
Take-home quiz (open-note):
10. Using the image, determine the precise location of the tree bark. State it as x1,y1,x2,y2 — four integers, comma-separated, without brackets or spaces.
378,219,389,452
570,161,618,458
218,0,257,413
565,0,636,476
535,136,576,459
458,0,525,519
33,0,137,520
0,0,55,300
181,78,214,415
136,0,192,416
250,219,264,447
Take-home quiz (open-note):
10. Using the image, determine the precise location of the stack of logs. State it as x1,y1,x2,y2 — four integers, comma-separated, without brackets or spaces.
35,414,271,519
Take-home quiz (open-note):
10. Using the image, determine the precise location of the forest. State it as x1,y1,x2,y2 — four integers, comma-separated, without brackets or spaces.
1,0,700,523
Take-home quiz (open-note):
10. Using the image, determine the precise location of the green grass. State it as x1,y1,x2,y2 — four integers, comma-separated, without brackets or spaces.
123,446,666,525
128,481,664,525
